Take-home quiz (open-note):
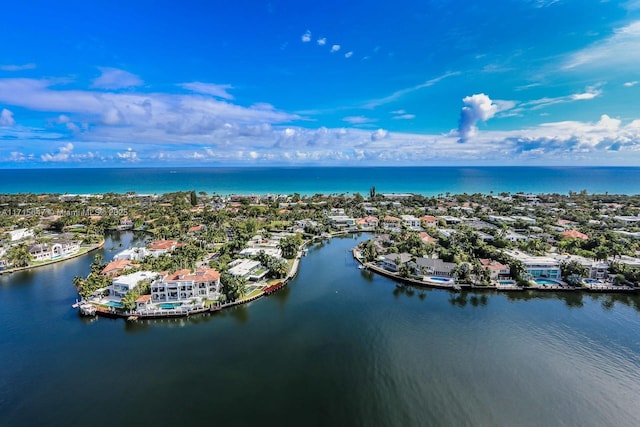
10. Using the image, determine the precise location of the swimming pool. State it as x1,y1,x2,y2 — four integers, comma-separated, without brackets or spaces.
534,278,562,286
159,302,183,310
429,277,451,282
105,301,123,308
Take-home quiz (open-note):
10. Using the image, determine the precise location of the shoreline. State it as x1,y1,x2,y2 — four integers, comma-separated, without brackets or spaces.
2,239,105,275
352,247,638,295
77,240,307,321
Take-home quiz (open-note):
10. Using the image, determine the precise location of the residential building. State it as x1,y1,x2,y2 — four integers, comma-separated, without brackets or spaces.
227,259,269,281
29,241,80,262
151,268,220,303
401,215,422,229
505,250,561,279
418,232,437,244
111,271,158,298
327,215,356,230
561,230,589,240
113,247,151,261
147,239,178,256
420,215,438,227
382,215,402,231
8,228,34,242
380,253,412,272
101,259,133,277
479,259,510,280
551,254,608,280
356,216,379,229
410,257,456,277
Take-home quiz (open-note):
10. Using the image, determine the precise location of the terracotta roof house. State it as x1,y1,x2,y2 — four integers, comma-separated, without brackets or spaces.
101,259,133,277
561,230,589,240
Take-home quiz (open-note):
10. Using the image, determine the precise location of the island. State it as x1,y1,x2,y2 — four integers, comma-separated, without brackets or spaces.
1,189,639,320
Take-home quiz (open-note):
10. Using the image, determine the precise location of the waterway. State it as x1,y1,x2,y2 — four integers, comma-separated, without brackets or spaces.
2,232,640,426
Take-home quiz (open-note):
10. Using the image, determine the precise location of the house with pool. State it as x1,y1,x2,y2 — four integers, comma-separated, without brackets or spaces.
29,240,81,262
151,267,221,303
504,250,561,279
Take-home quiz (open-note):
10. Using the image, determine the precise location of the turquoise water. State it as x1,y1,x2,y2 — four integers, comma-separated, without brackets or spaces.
105,301,122,308
426,276,451,282
159,302,182,309
2,232,640,425
535,278,563,285
0,166,639,195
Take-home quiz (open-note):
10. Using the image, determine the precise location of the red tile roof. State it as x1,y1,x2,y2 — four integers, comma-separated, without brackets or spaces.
148,240,177,250
135,294,152,303
101,259,132,275
561,230,589,240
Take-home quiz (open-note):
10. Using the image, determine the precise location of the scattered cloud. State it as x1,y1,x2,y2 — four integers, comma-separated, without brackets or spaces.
624,81,638,87
393,114,416,120
117,147,138,161
317,38,326,46
91,67,143,89
0,77,298,141
343,115,376,124
0,108,15,126
0,63,36,72
514,85,603,112
345,51,353,58
330,45,341,53
563,21,640,71
363,71,460,109
623,0,640,11
179,82,234,100
571,90,600,101
41,143,74,162
301,30,311,42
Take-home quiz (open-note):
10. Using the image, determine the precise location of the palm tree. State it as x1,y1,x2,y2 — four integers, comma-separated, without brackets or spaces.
8,244,32,268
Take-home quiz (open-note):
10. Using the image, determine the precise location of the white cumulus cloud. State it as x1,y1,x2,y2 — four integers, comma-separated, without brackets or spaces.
457,93,502,142
117,147,138,161
371,129,389,141
0,108,15,126
301,30,311,42
330,45,341,53
317,38,326,46
41,143,74,162
345,51,353,58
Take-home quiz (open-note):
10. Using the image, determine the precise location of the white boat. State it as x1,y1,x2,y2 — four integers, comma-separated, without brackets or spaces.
79,304,97,316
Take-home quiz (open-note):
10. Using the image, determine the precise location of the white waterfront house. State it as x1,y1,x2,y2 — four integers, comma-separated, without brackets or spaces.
227,259,269,281
551,253,608,280
110,271,158,298
505,250,561,279
113,247,151,262
29,241,81,261
327,215,356,230
151,268,221,303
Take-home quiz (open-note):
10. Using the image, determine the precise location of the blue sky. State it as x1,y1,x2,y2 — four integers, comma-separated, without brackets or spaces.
1,0,639,167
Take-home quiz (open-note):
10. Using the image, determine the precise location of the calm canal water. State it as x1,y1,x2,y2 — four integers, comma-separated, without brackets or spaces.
2,232,640,426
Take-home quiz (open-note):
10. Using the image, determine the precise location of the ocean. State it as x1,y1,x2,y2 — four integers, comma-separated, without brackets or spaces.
1,166,639,195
